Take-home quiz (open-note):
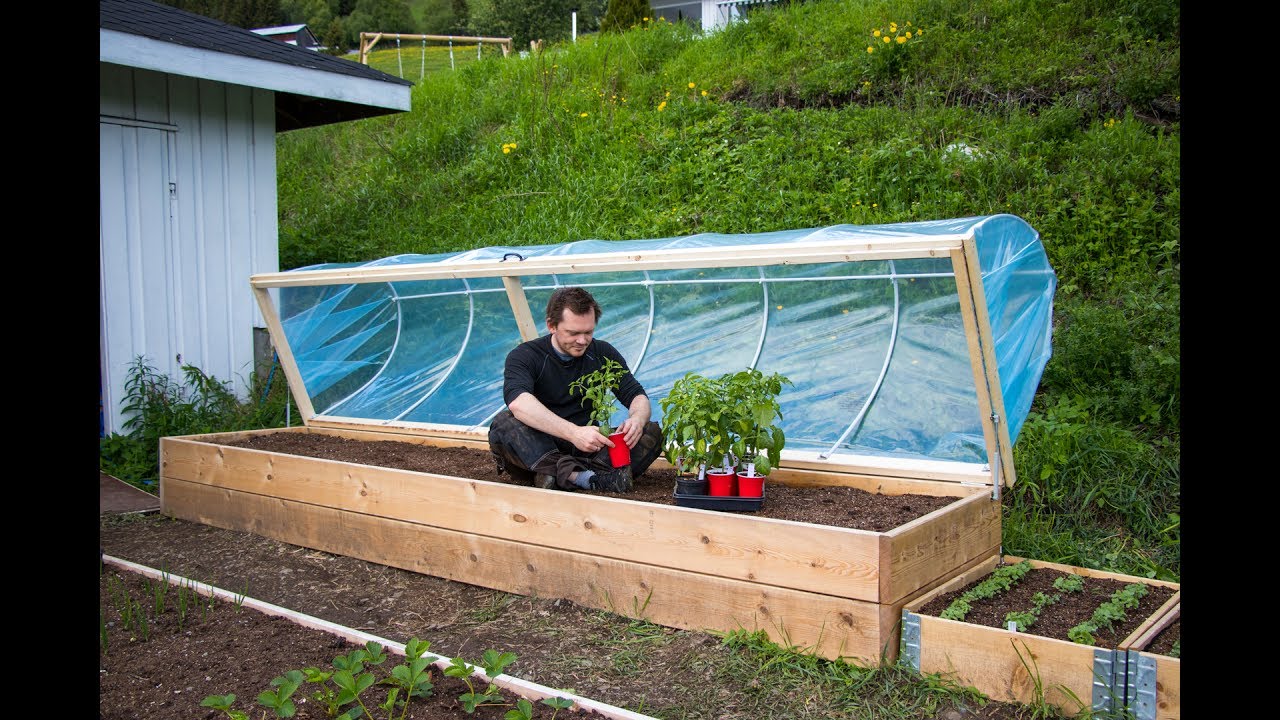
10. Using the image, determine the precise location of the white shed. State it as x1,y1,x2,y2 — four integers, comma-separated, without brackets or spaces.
99,0,412,436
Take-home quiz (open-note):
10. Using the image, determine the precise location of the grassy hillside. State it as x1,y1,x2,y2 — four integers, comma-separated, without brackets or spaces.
273,0,1180,580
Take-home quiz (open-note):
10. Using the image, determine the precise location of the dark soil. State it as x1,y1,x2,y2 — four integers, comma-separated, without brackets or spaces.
99,433,1151,719
100,563,588,719
914,563,1180,651
222,432,959,531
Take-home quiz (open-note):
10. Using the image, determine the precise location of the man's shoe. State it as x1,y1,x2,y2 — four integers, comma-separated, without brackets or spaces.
589,466,633,493
535,473,558,490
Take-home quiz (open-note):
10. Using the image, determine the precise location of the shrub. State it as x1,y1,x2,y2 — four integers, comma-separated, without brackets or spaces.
100,356,289,491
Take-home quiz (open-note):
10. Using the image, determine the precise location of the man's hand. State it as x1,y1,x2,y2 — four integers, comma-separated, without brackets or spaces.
570,424,614,453
619,394,652,448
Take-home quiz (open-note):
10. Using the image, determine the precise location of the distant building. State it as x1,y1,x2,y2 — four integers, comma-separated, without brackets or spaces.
251,23,320,50
649,0,777,32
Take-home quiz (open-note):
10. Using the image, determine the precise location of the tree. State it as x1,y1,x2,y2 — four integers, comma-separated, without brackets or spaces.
320,15,350,54
449,0,469,34
599,0,646,33
572,0,609,34
417,0,457,33
347,0,414,35
280,0,333,30
468,0,577,49
156,0,282,28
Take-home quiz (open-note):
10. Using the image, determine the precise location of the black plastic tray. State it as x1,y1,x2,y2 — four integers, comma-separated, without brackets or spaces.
672,491,764,512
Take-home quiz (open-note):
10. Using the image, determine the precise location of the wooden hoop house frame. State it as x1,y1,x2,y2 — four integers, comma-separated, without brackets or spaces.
160,216,1056,665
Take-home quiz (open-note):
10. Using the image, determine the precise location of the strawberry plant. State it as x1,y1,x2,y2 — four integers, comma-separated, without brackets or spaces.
940,560,1033,621
1067,583,1149,645
1002,574,1085,632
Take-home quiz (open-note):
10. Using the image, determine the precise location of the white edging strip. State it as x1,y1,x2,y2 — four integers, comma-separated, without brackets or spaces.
102,555,659,720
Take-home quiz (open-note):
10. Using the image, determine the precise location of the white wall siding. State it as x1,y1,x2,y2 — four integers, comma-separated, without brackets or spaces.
100,63,279,435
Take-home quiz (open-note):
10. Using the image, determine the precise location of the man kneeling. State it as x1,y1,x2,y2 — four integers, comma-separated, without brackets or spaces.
488,286,662,492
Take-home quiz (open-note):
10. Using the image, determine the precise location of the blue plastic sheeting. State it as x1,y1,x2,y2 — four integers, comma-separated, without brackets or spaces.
275,215,1056,466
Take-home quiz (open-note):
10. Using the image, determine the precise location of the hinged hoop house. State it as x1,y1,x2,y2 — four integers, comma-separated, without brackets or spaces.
251,214,1055,490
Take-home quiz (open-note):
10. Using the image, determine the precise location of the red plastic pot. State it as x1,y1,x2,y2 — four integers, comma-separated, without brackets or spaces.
607,431,630,468
706,469,737,497
737,472,764,498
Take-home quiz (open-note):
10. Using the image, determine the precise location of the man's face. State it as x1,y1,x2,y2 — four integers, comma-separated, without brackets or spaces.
549,308,596,358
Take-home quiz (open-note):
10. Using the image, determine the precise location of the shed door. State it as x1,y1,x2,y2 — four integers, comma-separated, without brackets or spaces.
100,117,178,436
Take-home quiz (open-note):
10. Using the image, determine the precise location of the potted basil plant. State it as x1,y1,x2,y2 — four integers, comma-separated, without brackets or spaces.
725,368,791,498
568,357,631,467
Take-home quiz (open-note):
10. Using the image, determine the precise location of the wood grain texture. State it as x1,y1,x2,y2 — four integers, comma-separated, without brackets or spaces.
162,436,891,602
161,478,902,664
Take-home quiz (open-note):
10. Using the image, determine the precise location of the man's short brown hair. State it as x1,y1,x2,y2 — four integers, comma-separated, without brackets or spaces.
545,286,602,327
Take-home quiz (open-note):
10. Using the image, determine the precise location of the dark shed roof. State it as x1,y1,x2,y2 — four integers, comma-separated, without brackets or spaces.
100,0,412,131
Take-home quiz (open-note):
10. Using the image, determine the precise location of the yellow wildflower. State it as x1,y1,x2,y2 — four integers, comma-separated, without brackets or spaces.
890,23,898,32
658,101,667,112
580,112,588,117
867,46,874,53
905,31,912,39
665,91,670,97
688,82,696,89
883,36,891,43
502,146,511,154
701,89,707,97
873,29,881,37
872,203,878,208
896,35,906,44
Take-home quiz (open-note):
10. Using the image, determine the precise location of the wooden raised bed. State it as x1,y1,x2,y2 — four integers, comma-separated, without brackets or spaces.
1119,599,1180,720
900,556,1181,715
160,424,1002,666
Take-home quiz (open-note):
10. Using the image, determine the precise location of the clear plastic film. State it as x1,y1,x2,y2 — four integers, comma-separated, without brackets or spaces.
273,215,1055,466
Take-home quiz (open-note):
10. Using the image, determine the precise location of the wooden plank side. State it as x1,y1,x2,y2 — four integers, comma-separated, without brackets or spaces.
782,451,991,485
249,239,968,289
959,238,1018,490
1149,653,1180,720
768,465,982,497
160,478,897,664
296,422,494,449
173,427,981,496
1002,556,1181,591
881,492,1003,603
1121,596,1179,650
502,276,540,342
949,247,1003,491
902,553,1004,611
160,437,890,602
878,548,1002,665
254,286,317,421
915,614,1102,712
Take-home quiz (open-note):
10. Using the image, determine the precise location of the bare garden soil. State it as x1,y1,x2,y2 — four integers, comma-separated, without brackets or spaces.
222,432,960,530
98,434,1169,719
